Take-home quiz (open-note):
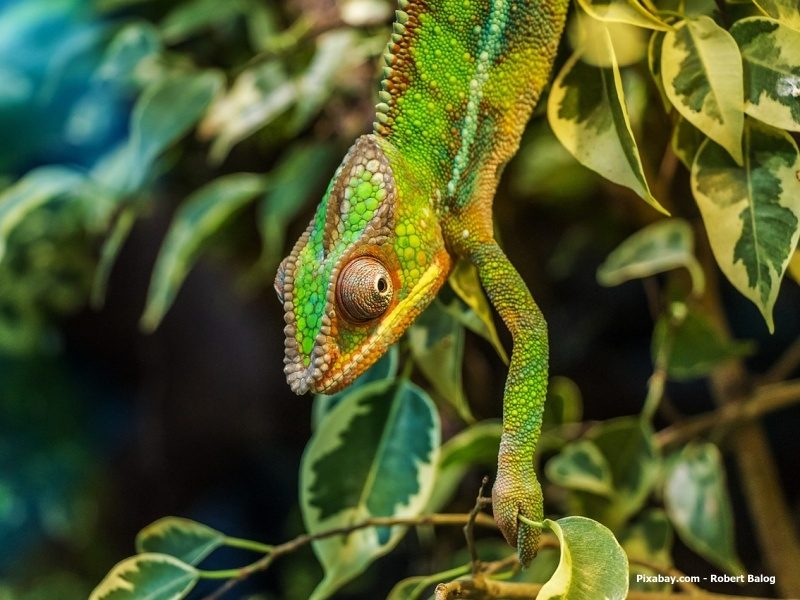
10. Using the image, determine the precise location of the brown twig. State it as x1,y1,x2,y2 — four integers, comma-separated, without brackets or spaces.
656,378,800,448
201,512,498,600
465,476,493,575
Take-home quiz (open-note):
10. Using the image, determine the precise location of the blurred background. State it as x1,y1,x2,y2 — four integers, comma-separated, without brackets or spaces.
0,0,797,598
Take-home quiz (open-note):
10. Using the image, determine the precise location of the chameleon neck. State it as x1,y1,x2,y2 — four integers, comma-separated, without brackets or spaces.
375,0,568,211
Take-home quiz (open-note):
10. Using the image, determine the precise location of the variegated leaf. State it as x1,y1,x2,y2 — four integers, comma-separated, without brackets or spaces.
548,27,665,213
691,119,800,331
664,444,745,576
136,517,224,565
662,17,744,164
754,0,800,31
539,517,629,600
597,218,704,294
731,17,800,132
301,380,440,600
89,554,198,600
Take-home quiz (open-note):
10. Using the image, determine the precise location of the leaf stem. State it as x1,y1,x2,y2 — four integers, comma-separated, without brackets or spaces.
223,535,273,554
516,514,544,529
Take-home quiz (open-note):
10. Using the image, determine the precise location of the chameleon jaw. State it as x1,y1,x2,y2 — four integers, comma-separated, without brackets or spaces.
283,254,448,396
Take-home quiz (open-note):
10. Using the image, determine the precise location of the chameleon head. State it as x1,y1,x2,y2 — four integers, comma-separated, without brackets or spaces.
274,134,451,395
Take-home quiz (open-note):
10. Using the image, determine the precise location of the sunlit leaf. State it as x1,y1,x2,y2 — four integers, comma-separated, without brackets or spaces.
753,0,800,31
787,250,800,284
548,28,665,213
425,421,501,513
569,16,650,67
202,29,368,163
661,17,744,164
408,299,472,422
141,173,269,331
597,218,704,294
691,119,800,332
447,260,508,364
0,166,85,262
301,380,440,600
89,554,198,600
619,510,674,592
538,516,629,600
731,17,800,132
652,307,754,380
546,440,615,497
664,443,745,575
575,0,670,31
135,517,224,566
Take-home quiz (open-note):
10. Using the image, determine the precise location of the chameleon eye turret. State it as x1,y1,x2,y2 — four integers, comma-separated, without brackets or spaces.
336,256,394,323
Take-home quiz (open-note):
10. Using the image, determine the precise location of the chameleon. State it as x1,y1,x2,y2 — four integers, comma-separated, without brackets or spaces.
274,0,568,566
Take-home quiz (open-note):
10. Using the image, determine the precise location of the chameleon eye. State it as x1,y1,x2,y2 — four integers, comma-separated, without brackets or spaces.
336,256,394,323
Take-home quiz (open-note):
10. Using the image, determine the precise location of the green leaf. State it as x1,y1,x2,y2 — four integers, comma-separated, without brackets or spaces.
446,260,508,364
546,440,615,497
597,218,704,294
131,70,223,172
661,17,744,164
570,417,660,529
618,510,674,592
548,30,665,213
89,554,198,600
92,207,137,309
135,517,225,566
94,22,162,85
311,345,399,430
731,17,800,132
652,307,754,380
300,380,440,600
202,30,367,163
408,299,472,422
671,116,706,170
160,0,249,44
141,173,269,331
201,61,292,164
664,443,745,575
539,516,629,600
753,0,800,31
691,118,800,331
575,0,670,31
425,421,501,513
0,166,85,262
259,141,338,269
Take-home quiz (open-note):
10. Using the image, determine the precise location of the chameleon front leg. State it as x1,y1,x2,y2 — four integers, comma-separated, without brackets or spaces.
469,239,549,568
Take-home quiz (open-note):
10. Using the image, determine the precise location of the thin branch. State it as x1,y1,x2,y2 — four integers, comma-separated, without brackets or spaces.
656,378,800,448
465,476,492,575
201,512,498,600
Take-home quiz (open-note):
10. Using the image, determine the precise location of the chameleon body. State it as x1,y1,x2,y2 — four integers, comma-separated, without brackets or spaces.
275,0,568,566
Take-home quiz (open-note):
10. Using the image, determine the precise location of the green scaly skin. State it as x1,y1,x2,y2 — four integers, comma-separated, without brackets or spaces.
275,0,568,567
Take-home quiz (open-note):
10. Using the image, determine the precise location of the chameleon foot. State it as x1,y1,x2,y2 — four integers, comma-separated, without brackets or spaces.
492,463,543,568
